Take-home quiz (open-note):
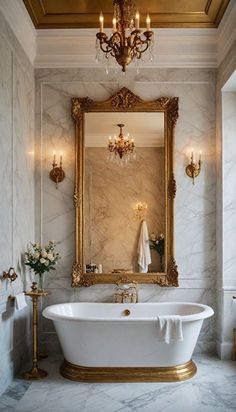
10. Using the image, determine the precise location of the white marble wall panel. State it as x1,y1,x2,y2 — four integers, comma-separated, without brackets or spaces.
216,37,236,359
222,92,236,287
35,67,216,355
0,11,35,395
0,33,13,310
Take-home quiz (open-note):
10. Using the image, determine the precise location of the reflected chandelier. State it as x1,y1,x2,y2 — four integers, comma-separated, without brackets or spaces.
107,124,135,163
96,0,154,72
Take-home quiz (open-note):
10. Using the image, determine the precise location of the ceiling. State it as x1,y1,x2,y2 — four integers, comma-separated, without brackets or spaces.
85,113,164,147
23,0,230,29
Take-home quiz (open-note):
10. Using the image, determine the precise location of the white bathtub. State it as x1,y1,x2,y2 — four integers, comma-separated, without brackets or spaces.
43,302,214,382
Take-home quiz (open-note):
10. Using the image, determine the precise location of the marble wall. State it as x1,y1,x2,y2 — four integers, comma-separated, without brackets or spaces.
35,67,216,355
0,11,35,394
216,83,236,358
84,147,165,273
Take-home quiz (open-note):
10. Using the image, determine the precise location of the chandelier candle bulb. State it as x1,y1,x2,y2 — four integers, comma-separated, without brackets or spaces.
53,151,56,164
135,10,140,29
199,150,202,161
99,12,104,32
112,17,117,32
107,123,135,163
146,14,151,31
96,1,154,72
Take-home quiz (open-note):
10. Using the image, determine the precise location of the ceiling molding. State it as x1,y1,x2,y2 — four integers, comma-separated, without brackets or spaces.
23,0,230,29
0,0,36,65
1,1,234,70
218,0,236,65
35,28,217,69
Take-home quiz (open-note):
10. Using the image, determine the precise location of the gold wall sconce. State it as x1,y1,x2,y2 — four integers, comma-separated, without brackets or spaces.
133,202,148,220
2,267,18,282
185,149,202,185
49,152,65,188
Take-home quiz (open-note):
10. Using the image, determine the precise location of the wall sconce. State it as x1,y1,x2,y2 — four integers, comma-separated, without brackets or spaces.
49,152,65,189
2,267,18,282
133,202,148,220
185,149,202,185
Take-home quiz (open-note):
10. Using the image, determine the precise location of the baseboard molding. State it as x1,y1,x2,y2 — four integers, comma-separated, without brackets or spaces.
217,341,234,360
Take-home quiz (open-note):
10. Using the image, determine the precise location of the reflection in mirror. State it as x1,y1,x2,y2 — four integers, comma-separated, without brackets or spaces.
84,112,165,275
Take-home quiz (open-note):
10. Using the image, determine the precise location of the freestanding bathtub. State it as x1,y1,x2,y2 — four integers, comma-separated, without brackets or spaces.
43,302,214,382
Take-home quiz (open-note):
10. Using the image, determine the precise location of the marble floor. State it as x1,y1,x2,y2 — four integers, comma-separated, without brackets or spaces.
0,355,235,412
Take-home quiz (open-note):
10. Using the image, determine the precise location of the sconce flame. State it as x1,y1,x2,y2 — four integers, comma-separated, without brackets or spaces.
133,202,148,220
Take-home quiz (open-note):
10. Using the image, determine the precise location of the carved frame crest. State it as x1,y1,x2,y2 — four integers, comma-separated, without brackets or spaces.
71,87,179,287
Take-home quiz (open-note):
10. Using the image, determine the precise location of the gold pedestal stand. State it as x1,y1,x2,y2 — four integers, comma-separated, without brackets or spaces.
22,282,49,380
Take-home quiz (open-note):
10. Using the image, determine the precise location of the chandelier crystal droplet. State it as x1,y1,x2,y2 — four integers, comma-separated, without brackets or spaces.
107,124,136,165
96,0,154,72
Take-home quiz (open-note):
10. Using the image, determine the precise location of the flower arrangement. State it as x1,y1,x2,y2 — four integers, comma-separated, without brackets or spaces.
25,241,61,290
149,233,165,272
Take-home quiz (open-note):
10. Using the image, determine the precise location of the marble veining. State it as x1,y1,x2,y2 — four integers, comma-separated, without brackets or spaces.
84,147,165,273
0,355,236,412
0,9,35,395
34,68,216,354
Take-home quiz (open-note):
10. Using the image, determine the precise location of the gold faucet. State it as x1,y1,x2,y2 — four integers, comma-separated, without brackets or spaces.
114,281,139,303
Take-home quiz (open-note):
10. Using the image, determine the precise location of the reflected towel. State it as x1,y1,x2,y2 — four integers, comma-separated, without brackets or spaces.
137,220,151,273
15,293,27,311
157,315,183,344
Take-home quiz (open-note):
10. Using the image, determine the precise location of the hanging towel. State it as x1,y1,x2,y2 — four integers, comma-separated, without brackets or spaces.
157,315,183,344
15,293,27,311
137,220,151,273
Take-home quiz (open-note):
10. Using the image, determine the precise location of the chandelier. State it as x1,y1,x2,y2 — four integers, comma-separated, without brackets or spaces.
107,124,136,163
96,0,154,72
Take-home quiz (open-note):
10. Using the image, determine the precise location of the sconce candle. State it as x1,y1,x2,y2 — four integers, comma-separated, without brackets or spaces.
146,14,151,31
133,202,148,220
135,10,140,29
185,149,202,185
112,17,117,32
99,12,104,32
49,151,65,188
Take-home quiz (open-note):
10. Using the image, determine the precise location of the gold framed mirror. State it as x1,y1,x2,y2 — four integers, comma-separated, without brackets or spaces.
71,87,179,287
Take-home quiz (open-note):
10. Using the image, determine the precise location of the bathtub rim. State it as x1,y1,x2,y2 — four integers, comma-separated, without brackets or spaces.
43,301,214,323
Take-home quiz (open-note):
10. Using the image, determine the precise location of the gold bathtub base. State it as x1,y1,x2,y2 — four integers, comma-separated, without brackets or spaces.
60,359,197,383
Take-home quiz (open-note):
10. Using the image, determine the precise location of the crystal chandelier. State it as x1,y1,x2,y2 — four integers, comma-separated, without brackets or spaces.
96,0,154,72
107,124,136,163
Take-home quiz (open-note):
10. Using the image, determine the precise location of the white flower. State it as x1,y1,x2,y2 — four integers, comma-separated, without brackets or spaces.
159,233,164,240
40,258,46,264
156,240,159,245
45,260,49,266
47,253,54,261
41,250,47,258
34,252,40,259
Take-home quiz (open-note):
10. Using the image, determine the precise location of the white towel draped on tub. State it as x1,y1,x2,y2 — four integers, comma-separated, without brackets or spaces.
157,315,184,344
137,220,151,273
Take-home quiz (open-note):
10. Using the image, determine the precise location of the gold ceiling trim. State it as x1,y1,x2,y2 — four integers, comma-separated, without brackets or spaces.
23,0,230,29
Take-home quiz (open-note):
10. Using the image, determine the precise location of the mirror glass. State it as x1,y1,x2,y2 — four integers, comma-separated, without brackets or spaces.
84,112,165,275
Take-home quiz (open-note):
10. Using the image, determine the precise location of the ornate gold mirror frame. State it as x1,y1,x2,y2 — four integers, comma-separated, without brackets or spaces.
71,87,179,287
